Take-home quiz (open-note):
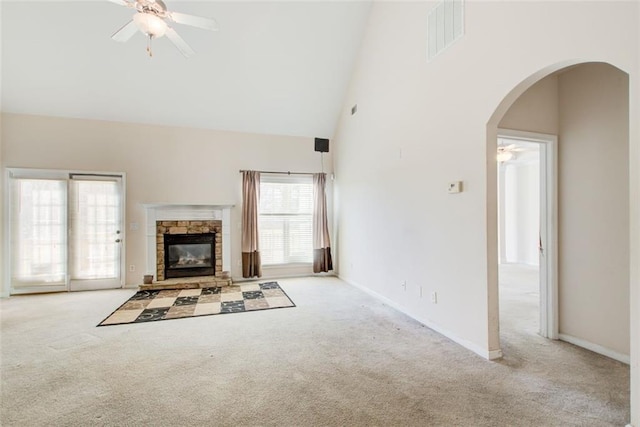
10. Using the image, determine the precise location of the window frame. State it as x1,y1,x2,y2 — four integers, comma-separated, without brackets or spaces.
258,173,313,267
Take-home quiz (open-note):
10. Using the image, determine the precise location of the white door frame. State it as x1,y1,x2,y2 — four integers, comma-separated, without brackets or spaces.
4,168,126,295
498,129,558,339
68,174,125,292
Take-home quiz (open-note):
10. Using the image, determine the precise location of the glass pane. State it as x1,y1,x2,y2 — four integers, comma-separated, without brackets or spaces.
168,243,212,268
259,216,286,265
259,177,313,265
70,180,121,280
11,179,67,285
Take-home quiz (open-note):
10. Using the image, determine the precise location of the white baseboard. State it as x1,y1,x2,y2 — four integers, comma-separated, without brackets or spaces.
340,275,502,361
232,272,337,283
558,333,630,365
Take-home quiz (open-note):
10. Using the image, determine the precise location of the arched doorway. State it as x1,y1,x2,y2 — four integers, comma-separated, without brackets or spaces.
486,61,633,422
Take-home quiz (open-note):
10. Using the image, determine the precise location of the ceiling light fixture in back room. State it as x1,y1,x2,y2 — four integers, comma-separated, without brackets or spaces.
109,0,218,58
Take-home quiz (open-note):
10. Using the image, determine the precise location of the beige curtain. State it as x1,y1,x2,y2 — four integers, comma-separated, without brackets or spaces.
312,173,333,273
242,171,262,278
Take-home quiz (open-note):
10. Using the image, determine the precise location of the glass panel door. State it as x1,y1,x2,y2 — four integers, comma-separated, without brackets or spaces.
68,176,123,291
10,179,68,293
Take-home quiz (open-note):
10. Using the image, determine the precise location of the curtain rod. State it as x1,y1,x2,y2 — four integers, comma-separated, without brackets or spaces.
239,169,317,176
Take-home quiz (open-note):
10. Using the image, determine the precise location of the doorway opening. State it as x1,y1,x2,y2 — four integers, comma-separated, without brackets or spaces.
497,131,557,344
487,60,632,426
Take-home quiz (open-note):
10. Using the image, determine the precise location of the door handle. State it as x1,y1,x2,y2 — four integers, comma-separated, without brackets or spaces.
538,236,543,255
115,239,121,243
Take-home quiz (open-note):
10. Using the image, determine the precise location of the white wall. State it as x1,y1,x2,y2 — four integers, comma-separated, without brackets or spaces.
500,161,539,266
0,113,333,290
333,1,638,423
558,63,630,357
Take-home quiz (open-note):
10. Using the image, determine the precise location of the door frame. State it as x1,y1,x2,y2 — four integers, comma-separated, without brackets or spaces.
4,168,126,295
68,173,126,292
497,129,558,339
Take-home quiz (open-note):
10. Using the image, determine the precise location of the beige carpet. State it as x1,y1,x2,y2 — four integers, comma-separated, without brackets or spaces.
0,275,630,426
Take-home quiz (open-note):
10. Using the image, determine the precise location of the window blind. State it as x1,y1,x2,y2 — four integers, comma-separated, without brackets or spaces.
259,175,313,265
11,178,67,285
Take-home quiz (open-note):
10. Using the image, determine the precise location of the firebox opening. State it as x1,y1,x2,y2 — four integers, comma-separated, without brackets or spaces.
164,233,215,279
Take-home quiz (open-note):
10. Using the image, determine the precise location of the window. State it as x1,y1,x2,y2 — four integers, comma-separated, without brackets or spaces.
259,175,313,265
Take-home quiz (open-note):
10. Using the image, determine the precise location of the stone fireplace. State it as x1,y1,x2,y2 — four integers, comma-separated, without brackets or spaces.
164,232,216,279
157,221,221,281
144,204,233,286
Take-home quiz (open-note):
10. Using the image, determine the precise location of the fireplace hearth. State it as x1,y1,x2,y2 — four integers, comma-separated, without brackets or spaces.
164,233,215,279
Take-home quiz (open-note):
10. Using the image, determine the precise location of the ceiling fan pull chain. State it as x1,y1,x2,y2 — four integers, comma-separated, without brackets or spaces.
146,34,153,57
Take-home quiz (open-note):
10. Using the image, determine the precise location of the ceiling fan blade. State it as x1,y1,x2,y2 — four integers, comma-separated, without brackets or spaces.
166,27,195,58
108,0,135,7
168,12,219,31
111,20,139,42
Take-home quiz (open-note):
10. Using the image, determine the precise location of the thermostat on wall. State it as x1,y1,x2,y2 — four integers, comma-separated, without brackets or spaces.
448,181,463,194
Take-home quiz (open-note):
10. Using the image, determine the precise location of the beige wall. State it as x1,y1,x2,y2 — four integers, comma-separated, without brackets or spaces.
0,114,4,298
333,1,638,422
499,74,559,135
1,113,332,290
0,2,4,298
558,63,630,356
632,2,640,419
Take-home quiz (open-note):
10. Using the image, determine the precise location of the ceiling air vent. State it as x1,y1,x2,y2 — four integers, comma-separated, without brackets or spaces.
427,0,464,61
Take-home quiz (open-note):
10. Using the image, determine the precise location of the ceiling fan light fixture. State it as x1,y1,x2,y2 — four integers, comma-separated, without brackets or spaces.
497,150,515,163
133,12,167,38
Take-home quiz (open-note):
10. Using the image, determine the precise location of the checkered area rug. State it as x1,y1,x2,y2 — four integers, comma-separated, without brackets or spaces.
98,282,295,326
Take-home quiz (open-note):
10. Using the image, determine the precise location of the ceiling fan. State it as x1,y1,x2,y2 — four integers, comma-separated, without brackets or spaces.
497,143,529,163
109,0,218,58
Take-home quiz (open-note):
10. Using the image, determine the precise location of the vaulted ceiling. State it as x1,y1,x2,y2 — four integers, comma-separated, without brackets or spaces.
1,1,371,138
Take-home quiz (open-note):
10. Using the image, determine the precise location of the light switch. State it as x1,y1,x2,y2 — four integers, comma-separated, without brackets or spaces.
448,181,463,194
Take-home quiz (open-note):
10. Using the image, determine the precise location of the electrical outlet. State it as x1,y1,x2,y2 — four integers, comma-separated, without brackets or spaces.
420,286,423,298
129,265,135,272
431,291,438,304
130,222,139,231
401,280,407,291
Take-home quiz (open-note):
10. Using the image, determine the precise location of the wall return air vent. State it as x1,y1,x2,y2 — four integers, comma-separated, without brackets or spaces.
427,0,464,61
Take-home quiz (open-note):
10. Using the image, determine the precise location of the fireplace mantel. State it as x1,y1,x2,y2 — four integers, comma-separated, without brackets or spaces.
143,203,233,278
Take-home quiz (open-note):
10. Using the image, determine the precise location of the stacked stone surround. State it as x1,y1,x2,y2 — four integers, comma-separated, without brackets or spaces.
156,220,224,282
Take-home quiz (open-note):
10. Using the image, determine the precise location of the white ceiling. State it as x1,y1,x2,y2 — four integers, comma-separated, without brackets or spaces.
1,1,371,138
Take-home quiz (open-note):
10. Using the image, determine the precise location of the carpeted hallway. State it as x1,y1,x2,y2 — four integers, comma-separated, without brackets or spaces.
0,275,630,426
